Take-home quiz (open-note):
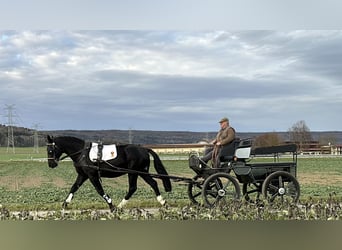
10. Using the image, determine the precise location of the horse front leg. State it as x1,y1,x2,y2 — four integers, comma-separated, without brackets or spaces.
63,174,88,209
89,176,116,212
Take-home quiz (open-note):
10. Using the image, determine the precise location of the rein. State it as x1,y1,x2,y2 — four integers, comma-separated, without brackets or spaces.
61,147,86,161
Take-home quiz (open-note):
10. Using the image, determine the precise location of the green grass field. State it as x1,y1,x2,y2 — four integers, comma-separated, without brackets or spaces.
1,147,342,212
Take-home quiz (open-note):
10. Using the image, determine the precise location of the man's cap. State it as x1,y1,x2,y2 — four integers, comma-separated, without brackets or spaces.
219,117,229,123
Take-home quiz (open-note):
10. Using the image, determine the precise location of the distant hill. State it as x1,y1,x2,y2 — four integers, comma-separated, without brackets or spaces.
1,124,342,147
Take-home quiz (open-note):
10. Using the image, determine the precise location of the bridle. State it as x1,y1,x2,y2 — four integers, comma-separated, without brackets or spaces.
47,142,64,162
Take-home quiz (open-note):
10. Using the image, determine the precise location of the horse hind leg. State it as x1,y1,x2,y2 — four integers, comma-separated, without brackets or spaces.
118,174,138,208
140,174,166,206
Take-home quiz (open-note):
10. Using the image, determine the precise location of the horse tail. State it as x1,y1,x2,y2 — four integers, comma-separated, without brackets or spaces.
147,148,172,192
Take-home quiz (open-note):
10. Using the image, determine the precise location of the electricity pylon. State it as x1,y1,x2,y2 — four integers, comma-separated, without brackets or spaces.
32,124,40,153
4,104,16,153
128,128,134,144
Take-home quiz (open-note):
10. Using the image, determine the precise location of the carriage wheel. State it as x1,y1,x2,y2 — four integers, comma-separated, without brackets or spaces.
202,173,241,208
187,176,204,205
261,171,300,204
242,183,262,203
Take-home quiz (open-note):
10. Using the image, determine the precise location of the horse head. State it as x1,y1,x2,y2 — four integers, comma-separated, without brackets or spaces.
46,135,86,168
46,135,63,168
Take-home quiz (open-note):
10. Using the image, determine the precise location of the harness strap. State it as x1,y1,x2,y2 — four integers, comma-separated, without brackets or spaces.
97,142,104,162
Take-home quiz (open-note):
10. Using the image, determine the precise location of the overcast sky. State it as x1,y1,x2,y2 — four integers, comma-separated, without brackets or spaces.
1,30,342,132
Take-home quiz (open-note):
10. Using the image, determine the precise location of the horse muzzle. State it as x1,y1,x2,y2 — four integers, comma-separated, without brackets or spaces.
48,158,59,168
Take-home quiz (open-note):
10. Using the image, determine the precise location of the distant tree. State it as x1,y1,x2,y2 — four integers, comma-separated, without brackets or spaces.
288,120,312,150
254,132,284,147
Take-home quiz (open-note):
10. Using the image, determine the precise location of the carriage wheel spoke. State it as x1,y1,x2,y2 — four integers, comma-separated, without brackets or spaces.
268,184,278,192
269,192,279,202
214,196,221,205
207,189,218,198
193,191,201,199
278,176,284,188
214,179,223,189
208,182,217,190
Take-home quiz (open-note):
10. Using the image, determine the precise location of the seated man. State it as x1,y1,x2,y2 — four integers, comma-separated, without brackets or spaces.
200,117,236,168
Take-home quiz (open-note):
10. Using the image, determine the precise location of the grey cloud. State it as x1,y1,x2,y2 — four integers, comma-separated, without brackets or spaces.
1,30,342,132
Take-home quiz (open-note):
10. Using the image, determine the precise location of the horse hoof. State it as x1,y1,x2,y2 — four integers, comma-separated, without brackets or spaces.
157,195,166,206
62,202,68,209
109,205,117,213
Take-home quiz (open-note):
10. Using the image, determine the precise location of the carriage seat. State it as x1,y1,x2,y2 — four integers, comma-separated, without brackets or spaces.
219,138,240,162
220,138,252,162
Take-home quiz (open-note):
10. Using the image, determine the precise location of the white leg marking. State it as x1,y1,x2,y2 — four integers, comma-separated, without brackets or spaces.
157,195,166,206
103,194,112,204
65,193,73,203
118,198,128,208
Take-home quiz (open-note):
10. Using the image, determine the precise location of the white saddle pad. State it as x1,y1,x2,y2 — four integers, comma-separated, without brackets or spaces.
89,142,118,162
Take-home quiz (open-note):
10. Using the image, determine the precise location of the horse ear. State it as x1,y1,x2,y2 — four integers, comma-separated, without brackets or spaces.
47,135,53,143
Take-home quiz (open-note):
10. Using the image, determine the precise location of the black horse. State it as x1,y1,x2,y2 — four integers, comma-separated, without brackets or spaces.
46,135,172,211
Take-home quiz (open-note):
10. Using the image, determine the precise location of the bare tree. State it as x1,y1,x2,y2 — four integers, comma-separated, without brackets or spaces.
288,120,312,150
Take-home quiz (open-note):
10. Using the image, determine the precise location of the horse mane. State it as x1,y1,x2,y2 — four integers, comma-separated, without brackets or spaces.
55,136,86,148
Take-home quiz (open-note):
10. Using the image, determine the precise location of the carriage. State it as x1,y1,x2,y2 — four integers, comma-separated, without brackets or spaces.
187,138,300,207
46,135,300,211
